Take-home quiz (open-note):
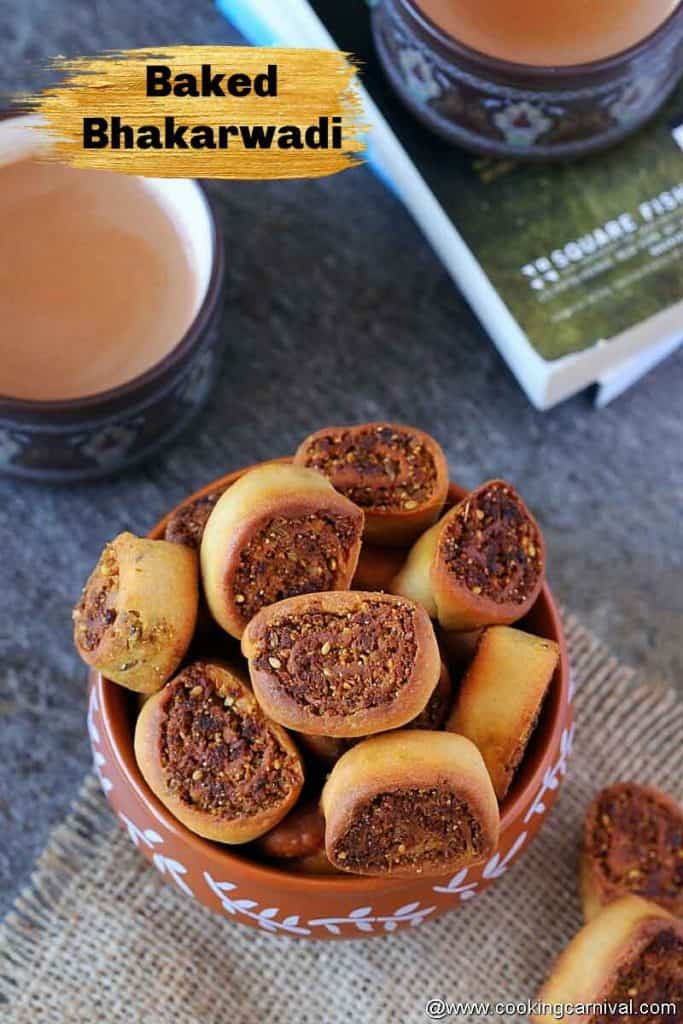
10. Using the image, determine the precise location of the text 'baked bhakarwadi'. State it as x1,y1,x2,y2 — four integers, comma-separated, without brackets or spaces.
73,532,198,694
200,463,364,639
295,422,448,546
321,730,500,877
241,591,441,738
581,782,683,921
532,896,683,1024
393,479,545,631
448,626,559,800
135,661,304,843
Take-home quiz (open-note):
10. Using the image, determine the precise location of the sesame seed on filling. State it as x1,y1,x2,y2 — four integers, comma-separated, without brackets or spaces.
589,787,683,905
159,667,301,818
74,547,119,651
440,482,542,604
301,426,438,511
256,601,418,716
334,788,484,872
231,512,358,622
591,929,683,1023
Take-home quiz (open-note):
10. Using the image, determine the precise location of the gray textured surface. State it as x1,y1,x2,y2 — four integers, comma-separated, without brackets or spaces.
0,0,681,919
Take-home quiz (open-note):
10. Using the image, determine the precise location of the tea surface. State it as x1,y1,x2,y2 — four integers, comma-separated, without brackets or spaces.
0,160,197,400
415,0,680,66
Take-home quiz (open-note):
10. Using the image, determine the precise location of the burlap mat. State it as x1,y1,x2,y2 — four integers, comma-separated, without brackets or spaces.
1,616,681,1024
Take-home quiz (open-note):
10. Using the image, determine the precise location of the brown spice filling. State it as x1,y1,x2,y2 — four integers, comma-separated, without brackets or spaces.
160,665,302,818
232,512,358,622
333,786,484,872
256,600,418,716
73,544,119,651
165,490,223,549
589,928,683,1023
300,425,438,511
588,785,683,909
440,482,543,604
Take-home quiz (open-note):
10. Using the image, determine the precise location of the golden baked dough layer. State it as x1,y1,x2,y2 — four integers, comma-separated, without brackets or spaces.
533,896,683,1024
73,531,198,694
200,464,363,638
321,730,499,877
448,626,559,800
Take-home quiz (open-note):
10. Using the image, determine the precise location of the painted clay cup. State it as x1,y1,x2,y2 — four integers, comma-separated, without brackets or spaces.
371,0,683,159
0,112,224,482
88,463,573,940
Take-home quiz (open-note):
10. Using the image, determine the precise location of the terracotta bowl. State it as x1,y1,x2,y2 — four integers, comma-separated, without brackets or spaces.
371,0,683,159
0,112,225,482
88,463,573,940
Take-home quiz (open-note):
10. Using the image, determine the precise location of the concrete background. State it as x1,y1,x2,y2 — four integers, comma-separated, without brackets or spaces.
0,0,681,918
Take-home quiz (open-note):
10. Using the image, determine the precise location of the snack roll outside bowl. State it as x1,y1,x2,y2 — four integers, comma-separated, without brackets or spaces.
86,465,572,939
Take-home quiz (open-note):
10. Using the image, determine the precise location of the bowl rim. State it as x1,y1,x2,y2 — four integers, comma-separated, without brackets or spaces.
0,110,224,416
395,0,683,79
95,459,570,894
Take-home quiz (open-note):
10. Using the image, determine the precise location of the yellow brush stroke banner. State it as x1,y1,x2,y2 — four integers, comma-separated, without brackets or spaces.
27,46,365,179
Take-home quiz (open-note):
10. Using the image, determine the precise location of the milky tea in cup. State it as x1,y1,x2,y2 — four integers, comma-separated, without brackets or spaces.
0,116,213,402
414,0,681,67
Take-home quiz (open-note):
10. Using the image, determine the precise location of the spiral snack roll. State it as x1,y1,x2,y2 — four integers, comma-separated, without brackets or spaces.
321,731,499,877
448,626,559,800
135,661,304,843
255,795,325,861
393,479,545,631
73,532,198,694
533,896,683,1024
200,464,364,639
581,783,683,920
242,591,441,738
164,489,225,549
295,423,449,546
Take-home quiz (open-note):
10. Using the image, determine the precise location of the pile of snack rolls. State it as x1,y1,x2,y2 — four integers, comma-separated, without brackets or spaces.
73,423,682,1009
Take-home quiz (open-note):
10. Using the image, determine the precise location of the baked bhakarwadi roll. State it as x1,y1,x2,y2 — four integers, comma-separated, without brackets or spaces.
410,655,454,729
294,423,449,546
73,532,198,694
255,795,325,860
241,591,441,738
438,628,483,677
288,850,340,874
321,730,499,877
352,543,406,592
447,626,559,800
135,661,304,844
200,464,364,639
532,896,683,1024
297,657,453,765
581,783,683,921
164,489,225,549
393,479,545,631
296,732,349,765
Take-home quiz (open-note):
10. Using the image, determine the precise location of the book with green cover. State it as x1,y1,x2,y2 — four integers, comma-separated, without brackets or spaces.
217,0,683,407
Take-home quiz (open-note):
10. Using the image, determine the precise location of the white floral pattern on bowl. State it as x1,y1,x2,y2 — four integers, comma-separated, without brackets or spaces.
398,46,442,102
492,102,553,148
